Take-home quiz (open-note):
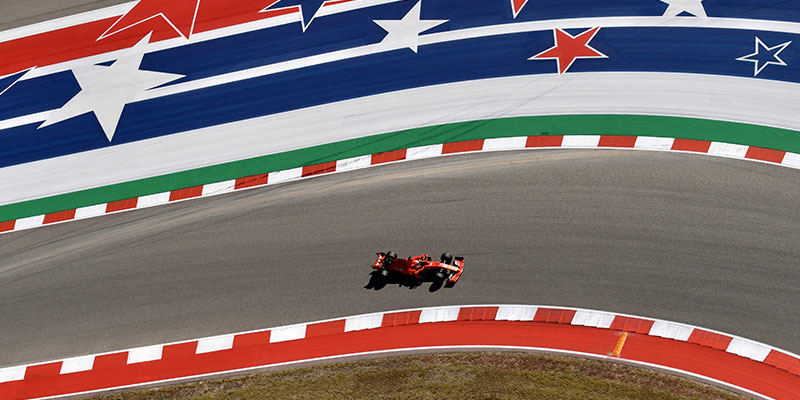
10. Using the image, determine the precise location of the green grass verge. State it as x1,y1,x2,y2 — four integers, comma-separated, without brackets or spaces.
89,352,747,400
2,114,799,222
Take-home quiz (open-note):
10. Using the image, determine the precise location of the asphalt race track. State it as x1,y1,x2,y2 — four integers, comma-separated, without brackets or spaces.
0,0,132,31
1,150,798,368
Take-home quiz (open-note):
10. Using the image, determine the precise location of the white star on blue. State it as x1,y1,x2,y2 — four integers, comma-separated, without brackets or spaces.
736,36,792,77
264,0,328,31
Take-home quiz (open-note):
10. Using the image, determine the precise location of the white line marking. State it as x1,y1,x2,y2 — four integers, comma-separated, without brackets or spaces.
708,142,749,158
726,337,772,362
635,136,675,150
483,136,528,151
195,334,235,354
419,306,461,323
268,167,303,185
649,320,693,342
344,313,384,332
336,155,372,172
74,204,108,220
562,135,601,148
571,310,615,329
269,324,307,343
137,192,170,208
406,144,444,160
126,345,163,364
0,365,26,383
202,180,235,196
495,305,537,321
59,355,95,374
14,215,44,230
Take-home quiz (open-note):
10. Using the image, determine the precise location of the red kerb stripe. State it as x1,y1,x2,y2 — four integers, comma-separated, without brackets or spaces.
442,139,485,154
0,220,15,232
688,329,732,350
371,149,407,165
671,138,711,153
764,350,800,376
43,209,76,224
610,316,654,334
534,308,576,324
599,135,637,148
302,161,337,177
170,186,204,202
381,310,421,327
457,307,499,321
745,147,786,164
306,320,346,338
235,174,269,189
526,135,564,147
106,198,138,213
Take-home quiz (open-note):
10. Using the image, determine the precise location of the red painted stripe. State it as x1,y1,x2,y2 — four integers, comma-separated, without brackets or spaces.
234,174,269,189
622,334,800,400
442,139,485,154
745,147,787,164
381,310,422,327
106,198,138,213
302,161,337,177
688,329,733,351
610,316,654,334
671,138,712,153
526,135,564,147
43,209,77,224
764,350,800,376
0,220,15,233
169,186,204,202
534,308,576,324
371,149,407,165
457,307,499,321
307,320,346,338
598,135,637,148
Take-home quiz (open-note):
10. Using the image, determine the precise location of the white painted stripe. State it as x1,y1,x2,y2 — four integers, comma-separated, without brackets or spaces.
202,180,236,196
726,338,772,362
562,135,601,148
137,192,171,208
406,144,444,160
195,334,235,354
74,204,107,220
269,324,307,343
0,365,26,383
708,142,749,159
2,72,798,207
126,345,163,364
344,313,384,332
635,136,675,150
59,355,95,374
482,136,528,151
268,167,303,185
649,321,694,342
781,152,800,168
14,215,44,230
336,155,372,172
495,305,537,321
571,310,614,329
419,306,461,324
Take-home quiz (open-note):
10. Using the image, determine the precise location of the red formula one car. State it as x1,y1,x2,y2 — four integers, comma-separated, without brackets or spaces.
372,251,464,288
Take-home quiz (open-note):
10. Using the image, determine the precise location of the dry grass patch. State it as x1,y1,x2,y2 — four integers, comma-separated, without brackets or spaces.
91,352,749,400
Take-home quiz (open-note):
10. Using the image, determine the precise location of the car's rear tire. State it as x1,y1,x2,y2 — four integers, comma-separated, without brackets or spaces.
440,253,453,264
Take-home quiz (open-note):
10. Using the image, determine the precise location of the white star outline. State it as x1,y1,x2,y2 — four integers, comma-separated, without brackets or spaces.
0,68,35,97
511,0,530,19
373,1,448,53
98,0,201,40
260,1,334,33
39,34,185,142
736,36,792,77
659,0,707,18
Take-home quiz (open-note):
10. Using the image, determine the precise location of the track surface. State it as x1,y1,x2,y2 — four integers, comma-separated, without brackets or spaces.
0,0,131,31
1,150,798,368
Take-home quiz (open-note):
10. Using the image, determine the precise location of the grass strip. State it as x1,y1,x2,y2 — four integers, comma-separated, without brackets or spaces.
2,114,799,222
90,352,747,400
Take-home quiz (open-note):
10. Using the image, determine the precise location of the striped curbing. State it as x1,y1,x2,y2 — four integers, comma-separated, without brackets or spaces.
0,305,798,400
1,135,798,236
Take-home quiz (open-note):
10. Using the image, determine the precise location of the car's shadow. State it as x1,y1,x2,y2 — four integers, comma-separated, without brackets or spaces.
364,271,443,292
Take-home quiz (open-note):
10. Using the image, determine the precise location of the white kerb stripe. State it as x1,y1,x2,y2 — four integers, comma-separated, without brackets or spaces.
127,345,164,364
708,142,749,158
195,334,235,354
336,155,372,172
344,313,384,332
571,310,614,329
406,144,444,160
137,192,170,208
483,136,528,151
269,324,307,343
649,320,693,342
782,152,800,168
726,337,772,362
202,180,236,196
15,215,45,230
419,306,461,323
495,305,537,321
74,204,107,220
635,136,675,150
59,355,95,374
268,167,303,184
561,135,601,148
0,365,26,383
